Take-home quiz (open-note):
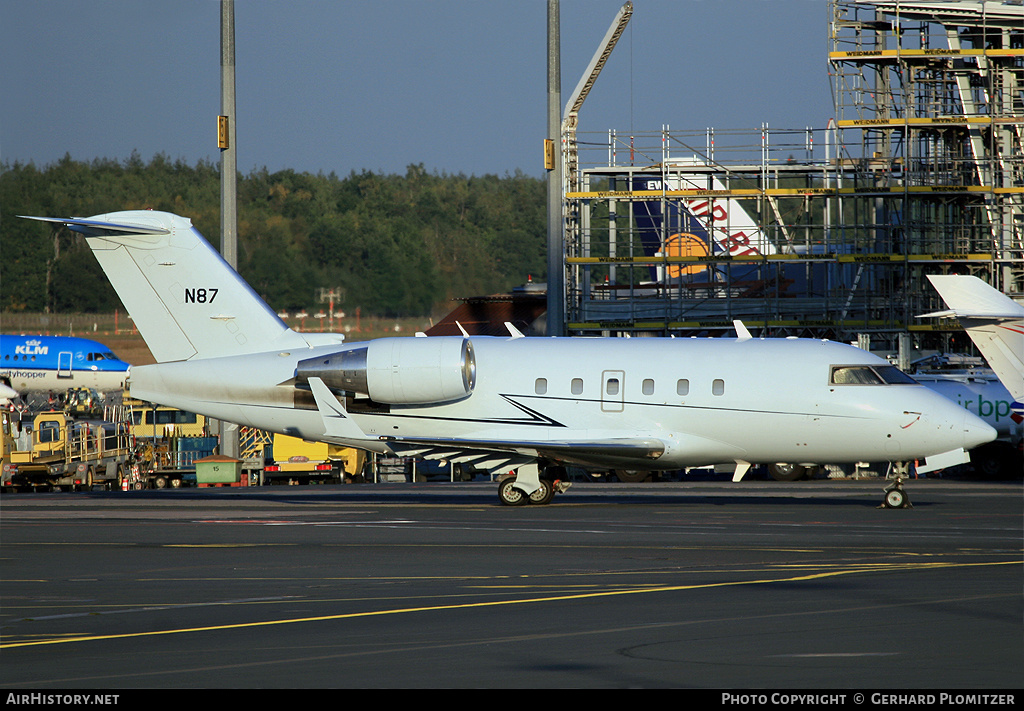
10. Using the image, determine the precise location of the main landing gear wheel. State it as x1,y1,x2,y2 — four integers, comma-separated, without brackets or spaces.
527,478,555,505
612,469,650,483
498,477,528,506
768,463,806,481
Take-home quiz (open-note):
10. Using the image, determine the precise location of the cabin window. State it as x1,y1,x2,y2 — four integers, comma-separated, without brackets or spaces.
535,378,547,395
676,379,689,396
712,379,725,396
606,378,620,396
571,378,584,395
642,379,655,396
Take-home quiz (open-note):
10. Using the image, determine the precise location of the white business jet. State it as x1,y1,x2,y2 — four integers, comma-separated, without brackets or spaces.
22,212,995,506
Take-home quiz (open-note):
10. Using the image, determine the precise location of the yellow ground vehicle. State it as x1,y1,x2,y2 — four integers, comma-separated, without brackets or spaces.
128,402,207,438
1,411,134,491
64,387,104,418
124,399,214,488
263,434,366,485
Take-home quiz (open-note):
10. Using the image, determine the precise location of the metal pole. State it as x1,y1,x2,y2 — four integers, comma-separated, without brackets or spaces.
219,0,240,459
220,0,238,270
546,0,564,337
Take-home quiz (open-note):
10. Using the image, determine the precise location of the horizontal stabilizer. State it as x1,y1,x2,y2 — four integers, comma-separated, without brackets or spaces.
20,215,171,236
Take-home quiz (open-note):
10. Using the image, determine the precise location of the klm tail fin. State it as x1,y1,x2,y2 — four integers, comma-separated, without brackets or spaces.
21,211,329,363
924,275,1024,402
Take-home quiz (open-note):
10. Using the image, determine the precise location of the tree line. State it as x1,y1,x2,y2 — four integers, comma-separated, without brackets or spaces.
1,154,548,317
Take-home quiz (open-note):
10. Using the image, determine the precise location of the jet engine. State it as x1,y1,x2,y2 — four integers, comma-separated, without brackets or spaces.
295,337,476,405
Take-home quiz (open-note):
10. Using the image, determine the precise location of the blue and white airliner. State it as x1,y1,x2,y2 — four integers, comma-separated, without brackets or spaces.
0,335,131,394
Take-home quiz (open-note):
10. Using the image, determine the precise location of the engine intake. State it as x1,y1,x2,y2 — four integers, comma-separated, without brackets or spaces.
296,337,476,405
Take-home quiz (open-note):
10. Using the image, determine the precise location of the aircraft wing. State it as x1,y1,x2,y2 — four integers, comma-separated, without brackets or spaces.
307,368,667,472
379,435,667,472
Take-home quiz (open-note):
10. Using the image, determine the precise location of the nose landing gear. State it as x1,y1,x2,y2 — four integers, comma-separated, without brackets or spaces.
881,463,912,509
882,480,910,508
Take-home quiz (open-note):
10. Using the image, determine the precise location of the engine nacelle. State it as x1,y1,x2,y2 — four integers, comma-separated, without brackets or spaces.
296,337,476,405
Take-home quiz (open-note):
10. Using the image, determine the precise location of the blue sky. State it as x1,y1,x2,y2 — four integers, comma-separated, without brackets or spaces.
2,0,833,178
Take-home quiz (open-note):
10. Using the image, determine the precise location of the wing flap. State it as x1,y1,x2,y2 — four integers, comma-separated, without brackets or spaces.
380,435,666,470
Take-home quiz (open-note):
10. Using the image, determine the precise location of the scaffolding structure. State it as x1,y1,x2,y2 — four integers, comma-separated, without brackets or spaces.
561,0,1023,353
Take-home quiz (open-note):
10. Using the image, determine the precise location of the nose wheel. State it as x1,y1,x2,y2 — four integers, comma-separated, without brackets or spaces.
881,476,911,509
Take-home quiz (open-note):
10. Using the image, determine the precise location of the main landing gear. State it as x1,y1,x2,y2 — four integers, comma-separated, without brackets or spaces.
497,464,571,506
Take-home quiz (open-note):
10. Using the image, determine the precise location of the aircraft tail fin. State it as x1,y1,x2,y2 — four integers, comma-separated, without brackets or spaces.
21,211,324,363
925,275,1024,402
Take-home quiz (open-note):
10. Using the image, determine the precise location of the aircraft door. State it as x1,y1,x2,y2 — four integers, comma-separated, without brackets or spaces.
57,351,73,379
601,370,625,413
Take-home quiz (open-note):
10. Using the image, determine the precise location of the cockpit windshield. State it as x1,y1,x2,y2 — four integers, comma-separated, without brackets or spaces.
830,364,918,386
873,365,919,385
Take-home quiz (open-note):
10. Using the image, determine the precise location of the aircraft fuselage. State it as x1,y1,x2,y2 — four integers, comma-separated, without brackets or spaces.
128,335,992,471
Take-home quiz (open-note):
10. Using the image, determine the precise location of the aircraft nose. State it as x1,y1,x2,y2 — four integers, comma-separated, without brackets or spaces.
963,410,997,450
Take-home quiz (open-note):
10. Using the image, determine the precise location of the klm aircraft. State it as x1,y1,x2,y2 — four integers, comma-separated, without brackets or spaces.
0,334,130,394
22,211,996,506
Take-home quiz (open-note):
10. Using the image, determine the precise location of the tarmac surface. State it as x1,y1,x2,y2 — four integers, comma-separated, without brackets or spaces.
1,478,1021,690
